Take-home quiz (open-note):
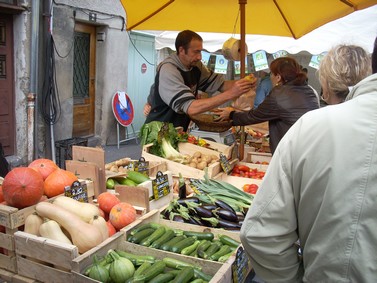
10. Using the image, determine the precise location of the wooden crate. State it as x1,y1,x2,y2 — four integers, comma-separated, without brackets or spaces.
213,172,263,191
246,151,272,165
13,224,140,283
71,230,234,283
0,180,94,273
142,142,228,179
0,267,39,283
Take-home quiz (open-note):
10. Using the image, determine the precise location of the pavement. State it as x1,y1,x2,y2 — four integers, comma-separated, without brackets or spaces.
104,139,142,164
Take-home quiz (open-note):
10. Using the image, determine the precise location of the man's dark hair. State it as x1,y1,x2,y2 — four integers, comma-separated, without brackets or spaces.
175,30,202,54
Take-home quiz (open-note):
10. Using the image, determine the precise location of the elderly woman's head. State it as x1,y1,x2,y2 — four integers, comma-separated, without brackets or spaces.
318,45,371,104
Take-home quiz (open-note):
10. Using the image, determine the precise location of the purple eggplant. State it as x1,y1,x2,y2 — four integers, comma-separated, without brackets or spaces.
194,206,214,218
177,197,200,207
213,208,238,223
215,199,236,215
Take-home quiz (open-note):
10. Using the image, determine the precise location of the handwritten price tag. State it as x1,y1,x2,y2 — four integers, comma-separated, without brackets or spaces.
126,157,149,176
152,171,170,200
219,153,232,175
64,181,89,202
232,246,252,283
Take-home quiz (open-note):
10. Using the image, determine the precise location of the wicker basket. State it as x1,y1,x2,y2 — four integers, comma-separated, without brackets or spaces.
190,113,232,132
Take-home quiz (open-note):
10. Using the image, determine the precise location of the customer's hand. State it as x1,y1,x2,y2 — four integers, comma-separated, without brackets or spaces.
143,103,151,116
212,107,234,121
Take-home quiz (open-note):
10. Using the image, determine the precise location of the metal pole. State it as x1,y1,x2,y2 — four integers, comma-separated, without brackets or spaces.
28,0,40,163
239,0,247,161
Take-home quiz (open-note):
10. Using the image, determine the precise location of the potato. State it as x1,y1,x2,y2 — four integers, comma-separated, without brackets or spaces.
110,165,118,172
189,162,197,168
202,155,212,164
193,151,202,158
211,154,219,162
197,161,207,170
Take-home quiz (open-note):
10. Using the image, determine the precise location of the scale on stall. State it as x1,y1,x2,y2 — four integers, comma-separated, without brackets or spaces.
189,127,235,145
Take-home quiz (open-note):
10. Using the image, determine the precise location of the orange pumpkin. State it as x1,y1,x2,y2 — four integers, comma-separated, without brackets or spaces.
97,192,121,214
109,202,136,230
0,186,4,203
106,220,117,237
2,167,44,208
44,169,78,198
28,158,59,180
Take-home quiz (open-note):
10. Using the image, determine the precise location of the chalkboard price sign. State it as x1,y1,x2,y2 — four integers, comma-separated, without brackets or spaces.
232,246,251,283
64,181,89,202
126,157,149,176
152,171,170,200
219,153,232,175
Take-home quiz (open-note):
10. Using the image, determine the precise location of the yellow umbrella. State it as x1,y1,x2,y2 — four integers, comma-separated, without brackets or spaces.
120,0,377,158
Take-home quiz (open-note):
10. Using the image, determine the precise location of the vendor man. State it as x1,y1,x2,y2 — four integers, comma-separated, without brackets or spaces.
145,30,255,131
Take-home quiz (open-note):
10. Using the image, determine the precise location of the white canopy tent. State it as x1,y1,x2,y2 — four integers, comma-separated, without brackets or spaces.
143,5,377,54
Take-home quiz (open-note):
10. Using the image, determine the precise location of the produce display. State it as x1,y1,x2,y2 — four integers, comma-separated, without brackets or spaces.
106,170,151,190
230,164,265,179
84,248,215,283
127,222,240,262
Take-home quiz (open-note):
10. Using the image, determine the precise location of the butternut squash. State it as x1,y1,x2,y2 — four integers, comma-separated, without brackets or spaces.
35,202,103,253
89,215,109,241
53,196,100,223
39,220,73,245
24,213,44,236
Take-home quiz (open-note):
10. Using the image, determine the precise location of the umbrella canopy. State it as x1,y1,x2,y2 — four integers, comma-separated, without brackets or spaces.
121,0,376,39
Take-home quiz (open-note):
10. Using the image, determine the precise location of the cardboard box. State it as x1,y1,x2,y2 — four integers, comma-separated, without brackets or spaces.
142,142,227,179
0,180,94,273
71,229,234,283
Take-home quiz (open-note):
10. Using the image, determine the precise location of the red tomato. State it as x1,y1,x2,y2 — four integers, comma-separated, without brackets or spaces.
243,184,259,194
237,165,250,172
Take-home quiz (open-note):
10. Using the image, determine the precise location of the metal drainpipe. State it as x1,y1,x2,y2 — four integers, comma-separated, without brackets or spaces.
28,0,40,163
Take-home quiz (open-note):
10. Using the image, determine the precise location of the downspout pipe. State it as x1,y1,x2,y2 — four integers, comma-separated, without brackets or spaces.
28,0,40,163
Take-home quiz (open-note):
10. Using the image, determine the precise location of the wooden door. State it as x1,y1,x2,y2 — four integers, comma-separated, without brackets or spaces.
72,23,96,137
0,14,15,156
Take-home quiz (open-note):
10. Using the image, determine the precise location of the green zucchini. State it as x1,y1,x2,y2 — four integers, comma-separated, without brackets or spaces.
209,245,232,261
140,226,166,247
115,250,155,265
203,241,222,259
182,231,214,241
193,269,213,282
170,237,196,253
196,240,211,259
218,234,241,248
163,257,201,271
181,240,201,255
121,178,138,186
218,251,234,263
128,228,156,244
127,170,150,184
133,260,166,281
129,222,162,236
190,279,205,283
148,272,175,283
133,261,151,277
171,266,194,283
160,235,186,251
150,229,176,249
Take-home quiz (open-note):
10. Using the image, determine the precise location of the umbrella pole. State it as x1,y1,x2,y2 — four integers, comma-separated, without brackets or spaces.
239,0,247,161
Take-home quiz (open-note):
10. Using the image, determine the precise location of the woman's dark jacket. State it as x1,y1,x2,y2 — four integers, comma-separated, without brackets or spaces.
232,83,319,154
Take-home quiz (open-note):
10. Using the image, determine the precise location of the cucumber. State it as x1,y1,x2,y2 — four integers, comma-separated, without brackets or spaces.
127,170,150,184
128,228,156,244
140,226,166,247
218,234,241,248
148,272,175,283
170,237,196,253
150,229,176,249
171,266,194,283
181,240,201,255
119,177,137,186
182,231,214,241
209,245,232,261
134,260,166,281
160,235,186,251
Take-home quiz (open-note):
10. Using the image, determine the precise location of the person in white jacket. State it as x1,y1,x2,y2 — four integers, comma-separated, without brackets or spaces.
240,41,375,282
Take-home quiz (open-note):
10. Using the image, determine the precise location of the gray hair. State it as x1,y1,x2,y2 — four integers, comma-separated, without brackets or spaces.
318,45,371,101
